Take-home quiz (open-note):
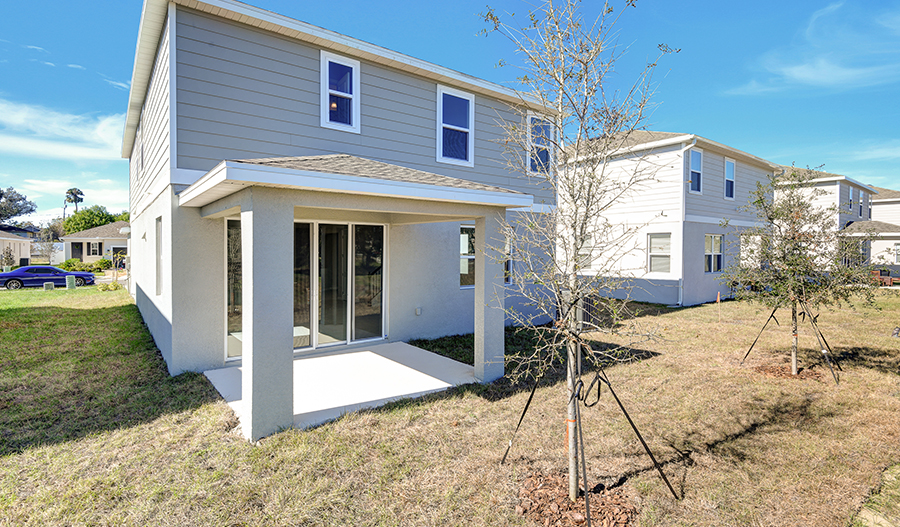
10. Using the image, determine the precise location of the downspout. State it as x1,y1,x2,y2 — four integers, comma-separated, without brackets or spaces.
676,138,697,306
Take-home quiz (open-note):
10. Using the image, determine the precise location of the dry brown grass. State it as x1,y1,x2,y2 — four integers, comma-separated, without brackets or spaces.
0,288,898,526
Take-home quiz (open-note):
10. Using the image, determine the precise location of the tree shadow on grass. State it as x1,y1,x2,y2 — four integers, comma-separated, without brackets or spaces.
831,346,900,377
0,303,219,456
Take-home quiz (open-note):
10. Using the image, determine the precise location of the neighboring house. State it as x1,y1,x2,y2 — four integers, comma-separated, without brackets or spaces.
122,0,552,439
60,221,130,265
580,131,780,306
847,186,900,274
0,231,31,266
0,224,40,239
782,167,876,229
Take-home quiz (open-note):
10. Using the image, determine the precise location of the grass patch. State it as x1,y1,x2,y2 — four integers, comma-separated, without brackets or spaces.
0,287,899,525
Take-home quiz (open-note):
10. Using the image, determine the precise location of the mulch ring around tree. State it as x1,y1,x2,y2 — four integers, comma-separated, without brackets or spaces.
753,363,824,381
516,472,638,526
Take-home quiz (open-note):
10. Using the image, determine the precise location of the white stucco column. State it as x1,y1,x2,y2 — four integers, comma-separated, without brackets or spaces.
240,191,294,440
474,209,505,382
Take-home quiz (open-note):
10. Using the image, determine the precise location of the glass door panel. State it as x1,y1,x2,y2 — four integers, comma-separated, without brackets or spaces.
226,219,242,358
353,225,384,340
293,223,312,349
318,224,348,345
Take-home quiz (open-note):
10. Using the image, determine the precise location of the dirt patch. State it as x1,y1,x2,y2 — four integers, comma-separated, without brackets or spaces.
517,472,638,526
753,363,824,381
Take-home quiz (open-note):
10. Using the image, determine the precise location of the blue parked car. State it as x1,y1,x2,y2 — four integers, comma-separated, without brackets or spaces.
0,266,95,290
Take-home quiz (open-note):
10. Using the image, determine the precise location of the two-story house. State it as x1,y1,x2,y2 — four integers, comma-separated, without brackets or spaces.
848,185,900,273
578,131,780,307
123,0,552,439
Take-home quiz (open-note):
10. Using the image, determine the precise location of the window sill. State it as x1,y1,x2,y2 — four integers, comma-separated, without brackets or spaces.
438,156,474,168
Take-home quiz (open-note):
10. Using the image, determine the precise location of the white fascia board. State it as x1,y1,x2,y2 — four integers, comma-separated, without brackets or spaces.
178,161,534,209
121,0,169,158
590,134,780,172
806,176,876,192
121,0,548,158
509,203,556,214
693,136,781,171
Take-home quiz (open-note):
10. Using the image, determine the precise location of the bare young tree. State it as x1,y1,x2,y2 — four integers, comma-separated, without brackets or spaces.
722,166,878,375
482,0,676,501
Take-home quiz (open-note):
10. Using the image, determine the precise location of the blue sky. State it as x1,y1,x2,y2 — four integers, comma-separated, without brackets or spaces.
2,0,898,225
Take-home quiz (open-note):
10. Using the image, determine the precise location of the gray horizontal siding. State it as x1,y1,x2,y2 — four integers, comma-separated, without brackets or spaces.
603,145,684,220
174,7,552,203
684,147,769,223
131,19,171,216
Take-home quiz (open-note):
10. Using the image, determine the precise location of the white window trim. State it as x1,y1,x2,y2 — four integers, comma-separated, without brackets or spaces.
689,148,703,195
320,51,361,134
704,234,724,274
460,224,475,289
724,158,735,200
895,243,900,265
89,241,100,257
859,191,865,217
848,186,854,212
436,85,475,167
527,112,553,175
647,233,672,274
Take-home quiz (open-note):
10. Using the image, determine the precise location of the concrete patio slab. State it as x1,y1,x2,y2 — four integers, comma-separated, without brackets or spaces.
204,341,476,432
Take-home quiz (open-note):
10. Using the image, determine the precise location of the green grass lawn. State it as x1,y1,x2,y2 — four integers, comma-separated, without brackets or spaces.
1,287,899,526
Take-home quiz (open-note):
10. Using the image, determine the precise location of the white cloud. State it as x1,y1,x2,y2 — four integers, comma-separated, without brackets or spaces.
67,64,85,70
17,179,73,201
730,3,900,94
850,140,900,161
103,79,130,91
0,98,124,161
23,45,48,53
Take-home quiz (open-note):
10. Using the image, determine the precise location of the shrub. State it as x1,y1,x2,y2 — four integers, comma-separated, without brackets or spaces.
59,258,82,271
97,282,123,292
94,258,113,270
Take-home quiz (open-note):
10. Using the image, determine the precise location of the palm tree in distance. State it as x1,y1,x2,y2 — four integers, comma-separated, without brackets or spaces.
66,188,84,212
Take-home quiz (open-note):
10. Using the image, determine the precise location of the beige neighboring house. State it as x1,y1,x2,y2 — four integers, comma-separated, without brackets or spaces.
61,221,130,265
0,231,31,267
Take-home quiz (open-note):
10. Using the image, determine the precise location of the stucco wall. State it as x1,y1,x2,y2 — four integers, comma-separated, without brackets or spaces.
681,221,736,306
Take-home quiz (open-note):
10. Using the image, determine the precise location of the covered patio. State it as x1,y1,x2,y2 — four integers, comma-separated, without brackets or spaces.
204,341,474,430
178,154,533,440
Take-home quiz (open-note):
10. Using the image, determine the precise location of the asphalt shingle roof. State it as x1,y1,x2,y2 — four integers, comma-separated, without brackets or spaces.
842,220,900,234
872,186,900,200
62,221,130,240
0,230,31,241
230,154,523,195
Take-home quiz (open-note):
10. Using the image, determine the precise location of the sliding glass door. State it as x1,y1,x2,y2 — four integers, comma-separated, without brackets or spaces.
225,220,385,360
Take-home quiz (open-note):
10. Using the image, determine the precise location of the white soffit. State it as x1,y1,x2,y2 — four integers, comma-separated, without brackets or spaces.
122,0,546,157
178,161,535,209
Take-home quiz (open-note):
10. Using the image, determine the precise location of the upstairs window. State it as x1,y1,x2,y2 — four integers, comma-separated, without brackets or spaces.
320,51,360,134
896,243,900,264
437,86,474,167
648,233,671,273
528,115,552,173
725,158,735,199
859,191,865,217
689,149,702,193
848,187,854,212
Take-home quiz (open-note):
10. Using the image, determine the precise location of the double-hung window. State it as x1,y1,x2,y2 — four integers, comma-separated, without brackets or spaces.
705,234,723,273
320,51,360,133
460,225,475,287
689,149,702,193
724,158,735,199
437,86,474,167
528,114,552,173
859,191,865,217
848,187,855,212
895,243,900,264
648,233,671,273
89,242,100,256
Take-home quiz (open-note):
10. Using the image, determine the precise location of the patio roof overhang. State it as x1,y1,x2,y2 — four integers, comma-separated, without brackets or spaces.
178,156,533,211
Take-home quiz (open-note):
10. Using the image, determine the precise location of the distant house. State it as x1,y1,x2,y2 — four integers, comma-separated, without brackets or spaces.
846,186,900,274
60,221,130,266
0,224,40,239
578,131,780,306
0,231,31,267
782,167,876,229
